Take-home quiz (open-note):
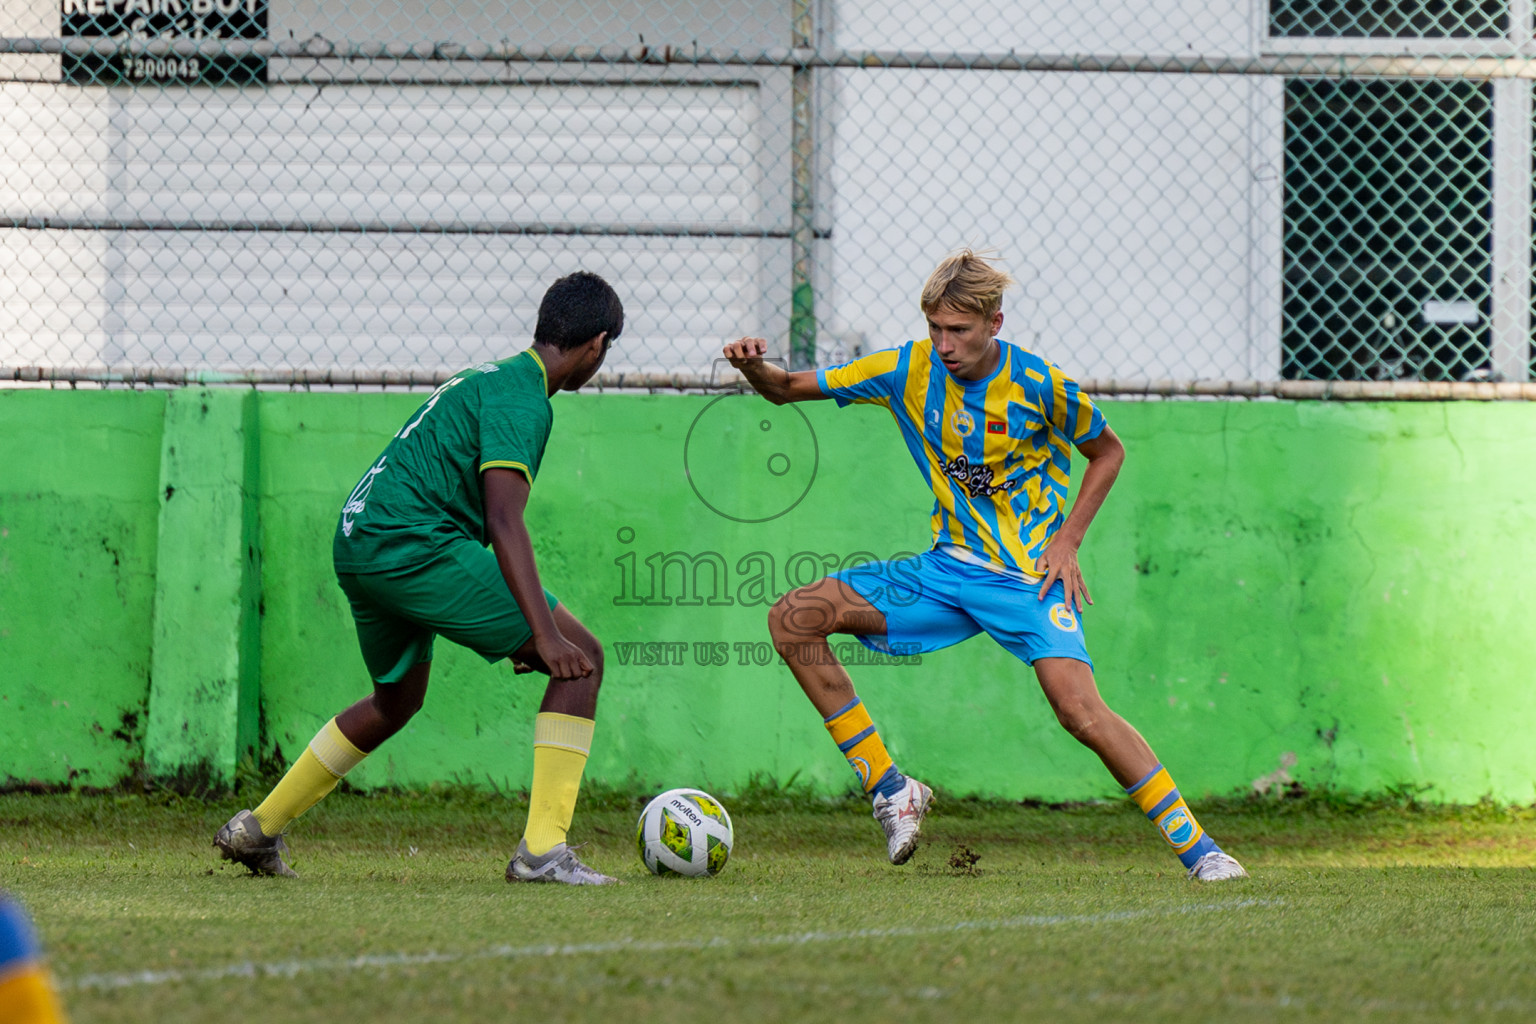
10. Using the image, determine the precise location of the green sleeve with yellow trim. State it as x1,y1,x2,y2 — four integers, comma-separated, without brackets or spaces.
479,391,553,484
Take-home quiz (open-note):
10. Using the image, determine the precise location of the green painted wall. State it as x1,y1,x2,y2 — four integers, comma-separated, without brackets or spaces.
1081,402,1536,802
0,390,166,786
3,391,1534,802
144,390,263,787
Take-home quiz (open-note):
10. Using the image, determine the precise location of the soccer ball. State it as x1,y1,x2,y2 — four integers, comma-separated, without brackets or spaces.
636,788,733,877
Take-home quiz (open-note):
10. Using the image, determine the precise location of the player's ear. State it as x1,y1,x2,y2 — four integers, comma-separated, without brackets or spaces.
991,310,1004,336
579,331,609,366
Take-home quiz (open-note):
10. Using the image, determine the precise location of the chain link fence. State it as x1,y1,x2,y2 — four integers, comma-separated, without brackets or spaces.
3,0,1536,396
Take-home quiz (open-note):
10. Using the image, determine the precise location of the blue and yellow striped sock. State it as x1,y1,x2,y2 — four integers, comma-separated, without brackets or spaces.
1126,764,1219,869
823,697,905,800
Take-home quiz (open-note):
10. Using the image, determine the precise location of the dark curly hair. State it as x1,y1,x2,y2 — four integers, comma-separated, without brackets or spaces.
534,271,625,351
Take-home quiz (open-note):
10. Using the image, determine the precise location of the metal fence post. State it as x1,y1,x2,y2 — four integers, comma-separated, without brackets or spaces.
789,0,817,370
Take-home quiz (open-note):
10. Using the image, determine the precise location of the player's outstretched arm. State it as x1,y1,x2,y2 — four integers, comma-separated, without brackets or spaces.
1034,425,1126,613
483,468,594,681
723,337,829,405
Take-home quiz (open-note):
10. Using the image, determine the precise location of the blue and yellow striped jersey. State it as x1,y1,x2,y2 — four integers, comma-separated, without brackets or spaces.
817,338,1106,575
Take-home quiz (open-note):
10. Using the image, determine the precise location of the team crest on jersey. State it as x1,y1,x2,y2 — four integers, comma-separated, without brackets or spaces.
1049,602,1078,632
949,409,976,437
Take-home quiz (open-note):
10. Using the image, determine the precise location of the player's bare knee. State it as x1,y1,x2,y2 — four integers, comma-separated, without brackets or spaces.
583,636,605,680
766,593,795,641
769,588,834,642
1052,700,1101,743
374,689,424,727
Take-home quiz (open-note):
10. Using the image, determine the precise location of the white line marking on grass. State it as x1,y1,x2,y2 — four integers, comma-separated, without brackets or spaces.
60,898,1280,992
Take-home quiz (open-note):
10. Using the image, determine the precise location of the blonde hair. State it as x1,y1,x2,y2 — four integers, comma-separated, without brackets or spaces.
919,248,1016,319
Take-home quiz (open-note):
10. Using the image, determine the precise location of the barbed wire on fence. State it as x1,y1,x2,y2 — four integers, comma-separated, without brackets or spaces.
3,1,1536,395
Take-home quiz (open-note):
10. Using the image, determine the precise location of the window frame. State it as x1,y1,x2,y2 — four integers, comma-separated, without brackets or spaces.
1257,0,1536,56
1277,76,1502,382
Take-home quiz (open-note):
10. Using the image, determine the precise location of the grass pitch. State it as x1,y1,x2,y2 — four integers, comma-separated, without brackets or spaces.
3,788,1535,1023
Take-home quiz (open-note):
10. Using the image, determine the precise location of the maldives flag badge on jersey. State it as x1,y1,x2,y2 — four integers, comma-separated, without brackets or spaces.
986,420,1006,434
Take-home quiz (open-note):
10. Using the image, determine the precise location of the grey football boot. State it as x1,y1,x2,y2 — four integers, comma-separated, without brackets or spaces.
506,840,619,885
214,809,299,878
871,775,933,865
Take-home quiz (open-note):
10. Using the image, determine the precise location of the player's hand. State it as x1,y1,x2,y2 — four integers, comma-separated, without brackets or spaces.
723,337,769,367
534,632,594,681
1035,539,1093,613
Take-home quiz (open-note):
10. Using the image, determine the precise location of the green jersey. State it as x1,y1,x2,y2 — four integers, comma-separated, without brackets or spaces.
332,350,553,574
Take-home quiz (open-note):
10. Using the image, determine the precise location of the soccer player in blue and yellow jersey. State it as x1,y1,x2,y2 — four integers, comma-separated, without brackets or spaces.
215,272,625,885
0,891,68,1024
724,250,1246,880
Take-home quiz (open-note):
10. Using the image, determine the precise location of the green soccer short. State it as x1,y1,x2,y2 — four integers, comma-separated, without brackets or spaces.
337,539,559,684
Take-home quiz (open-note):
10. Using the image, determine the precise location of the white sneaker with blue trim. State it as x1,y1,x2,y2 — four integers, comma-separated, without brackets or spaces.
1188,850,1248,882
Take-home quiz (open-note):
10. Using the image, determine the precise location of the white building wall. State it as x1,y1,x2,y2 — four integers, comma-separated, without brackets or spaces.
0,1,791,376
821,0,1280,380
822,70,1279,380
100,84,766,375
0,78,774,375
271,0,789,54
832,0,1253,55
0,0,1328,382
0,82,111,366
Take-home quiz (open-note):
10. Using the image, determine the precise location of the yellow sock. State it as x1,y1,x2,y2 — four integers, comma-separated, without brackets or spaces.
823,697,902,798
252,718,367,836
522,713,594,856
0,966,69,1024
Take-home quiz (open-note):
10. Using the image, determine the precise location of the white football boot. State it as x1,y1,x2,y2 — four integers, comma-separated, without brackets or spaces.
214,809,299,878
1188,850,1248,882
871,776,933,865
506,840,620,885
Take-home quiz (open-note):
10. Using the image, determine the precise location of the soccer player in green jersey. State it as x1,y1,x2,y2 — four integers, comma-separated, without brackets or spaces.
216,271,624,885
723,251,1246,881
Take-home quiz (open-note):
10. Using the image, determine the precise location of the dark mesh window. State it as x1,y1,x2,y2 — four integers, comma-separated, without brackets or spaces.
1530,88,1536,381
1271,0,1506,38
1282,80,1493,381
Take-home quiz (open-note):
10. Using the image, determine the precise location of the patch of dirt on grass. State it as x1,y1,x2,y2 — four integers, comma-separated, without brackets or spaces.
946,845,981,876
